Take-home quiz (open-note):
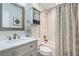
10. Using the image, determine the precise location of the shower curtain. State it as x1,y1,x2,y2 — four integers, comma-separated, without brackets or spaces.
55,3,78,56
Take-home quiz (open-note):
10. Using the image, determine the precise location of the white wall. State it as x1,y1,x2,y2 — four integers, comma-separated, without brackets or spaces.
47,8,56,55
40,12,48,43
47,10,55,45
0,31,25,39
25,3,44,38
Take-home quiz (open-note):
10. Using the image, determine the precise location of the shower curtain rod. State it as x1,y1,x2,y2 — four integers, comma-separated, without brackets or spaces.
40,3,66,13
51,3,66,9
48,3,78,12
41,3,78,13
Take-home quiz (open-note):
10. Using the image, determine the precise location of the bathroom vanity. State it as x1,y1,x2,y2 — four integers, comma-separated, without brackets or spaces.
0,3,38,56
0,38,37,56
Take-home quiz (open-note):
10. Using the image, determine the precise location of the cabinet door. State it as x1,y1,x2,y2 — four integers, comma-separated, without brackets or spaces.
0,49,13,56
0,40,37,56
23,50,38,56
13,40,37,56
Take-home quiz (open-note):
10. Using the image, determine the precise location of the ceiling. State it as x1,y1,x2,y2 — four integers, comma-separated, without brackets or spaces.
39,3,57,10
18,3,60,11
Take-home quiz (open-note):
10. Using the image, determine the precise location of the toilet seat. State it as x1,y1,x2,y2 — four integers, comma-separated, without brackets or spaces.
39,45,52,56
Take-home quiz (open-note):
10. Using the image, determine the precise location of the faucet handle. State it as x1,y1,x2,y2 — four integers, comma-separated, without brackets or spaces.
13,33,18,39
8,36,11,40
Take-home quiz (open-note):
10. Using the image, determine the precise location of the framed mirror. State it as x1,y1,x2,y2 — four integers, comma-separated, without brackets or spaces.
0,3,25,31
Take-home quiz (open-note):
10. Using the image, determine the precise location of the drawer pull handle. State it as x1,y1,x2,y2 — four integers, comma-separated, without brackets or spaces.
30,45,33,48
12,51,17,56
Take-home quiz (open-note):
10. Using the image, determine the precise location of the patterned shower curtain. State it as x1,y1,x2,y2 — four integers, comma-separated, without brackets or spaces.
55,3,78,56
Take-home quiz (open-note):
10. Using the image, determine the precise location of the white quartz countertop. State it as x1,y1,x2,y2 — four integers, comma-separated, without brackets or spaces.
0,37,37,52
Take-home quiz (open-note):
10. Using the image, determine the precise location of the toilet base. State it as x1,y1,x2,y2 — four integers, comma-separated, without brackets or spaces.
38,50,52,56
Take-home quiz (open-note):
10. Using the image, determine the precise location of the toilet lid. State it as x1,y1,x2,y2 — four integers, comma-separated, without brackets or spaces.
40,45,51,52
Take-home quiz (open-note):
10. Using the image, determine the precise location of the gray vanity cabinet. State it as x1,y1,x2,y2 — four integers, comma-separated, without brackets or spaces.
0,40,38,56
0,48,14,56
23,50,37,56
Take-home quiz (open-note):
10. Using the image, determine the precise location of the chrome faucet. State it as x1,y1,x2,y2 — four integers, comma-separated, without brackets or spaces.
13,33,18,39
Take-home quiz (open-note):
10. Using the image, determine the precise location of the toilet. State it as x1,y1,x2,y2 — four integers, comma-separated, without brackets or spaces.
38,45,52,56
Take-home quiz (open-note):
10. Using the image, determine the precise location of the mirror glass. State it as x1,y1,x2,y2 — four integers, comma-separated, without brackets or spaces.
0,3,24,30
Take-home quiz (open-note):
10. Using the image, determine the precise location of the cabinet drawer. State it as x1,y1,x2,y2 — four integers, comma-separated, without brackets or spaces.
0,49,13,56
23,50,38,56
13,41,37,56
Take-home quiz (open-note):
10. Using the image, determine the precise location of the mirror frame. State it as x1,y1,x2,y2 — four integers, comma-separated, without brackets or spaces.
0,3,25,31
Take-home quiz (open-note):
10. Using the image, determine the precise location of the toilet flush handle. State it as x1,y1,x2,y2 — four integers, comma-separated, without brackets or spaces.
44,35,48,43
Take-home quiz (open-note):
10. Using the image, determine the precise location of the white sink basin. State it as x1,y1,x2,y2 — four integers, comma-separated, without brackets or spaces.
0,37,36,45
6,39,23,43
0,37,37,52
